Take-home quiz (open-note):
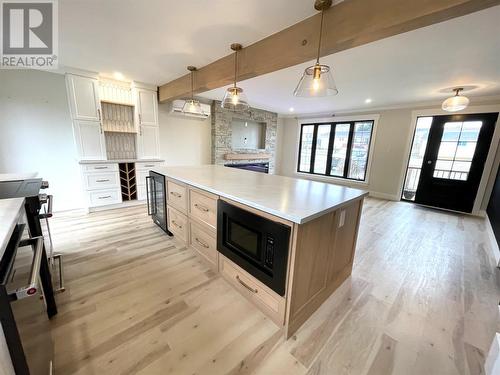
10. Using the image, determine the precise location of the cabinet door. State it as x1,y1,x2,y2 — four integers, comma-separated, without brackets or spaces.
137,89,158,126
73,120,106,160
137,125,160,159
66,75,101,121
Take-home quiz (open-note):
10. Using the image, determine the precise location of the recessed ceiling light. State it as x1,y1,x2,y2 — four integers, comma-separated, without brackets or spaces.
289,107,295,112
113,71,125,81
365,98,372,104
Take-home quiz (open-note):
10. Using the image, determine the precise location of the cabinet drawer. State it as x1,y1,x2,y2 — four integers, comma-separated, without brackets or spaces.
88,189,122,207
189,222,217,268
219,255,285,325
167,180,187,213
83,171,119,190
82,163,118,172
189,189,217,229
167,205,188,243
136,161,163,170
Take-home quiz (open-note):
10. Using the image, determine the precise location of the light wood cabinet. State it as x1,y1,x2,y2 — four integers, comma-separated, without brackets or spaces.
167,180,187,213
189,221,218,269
167,205,188,243
188,188,217,230
73,120,106,160
66,74,101,121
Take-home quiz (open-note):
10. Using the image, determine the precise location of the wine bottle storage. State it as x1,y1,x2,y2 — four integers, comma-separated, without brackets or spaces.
119,163,137,201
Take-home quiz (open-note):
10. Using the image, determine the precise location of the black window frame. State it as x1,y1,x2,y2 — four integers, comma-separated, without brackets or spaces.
296,120,375,181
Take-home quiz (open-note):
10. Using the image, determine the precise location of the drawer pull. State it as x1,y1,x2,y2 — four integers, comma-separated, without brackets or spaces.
94,166,108,170
236,275,258,294
194,203,209,212
195,237,209,248
171,220,182,229
96,179,110,182
144,164,154,167
98,195,112,199
170,191,182,198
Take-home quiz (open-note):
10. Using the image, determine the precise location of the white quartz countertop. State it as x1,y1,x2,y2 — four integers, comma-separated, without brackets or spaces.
0,198,25,260
152,165,368,224
79,159,164,164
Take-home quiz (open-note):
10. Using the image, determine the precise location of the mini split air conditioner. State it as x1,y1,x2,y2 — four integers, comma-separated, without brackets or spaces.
170,100,211,119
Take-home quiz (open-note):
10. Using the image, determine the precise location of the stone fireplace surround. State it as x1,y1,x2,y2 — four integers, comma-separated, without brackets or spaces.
211,100,278,174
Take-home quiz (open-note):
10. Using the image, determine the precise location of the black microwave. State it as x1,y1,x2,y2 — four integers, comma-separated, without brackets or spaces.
217,200,291,296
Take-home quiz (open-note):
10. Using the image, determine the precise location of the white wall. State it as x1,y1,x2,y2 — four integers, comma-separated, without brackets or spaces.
0,70,85,211
277,101,500,206
158,104,211,166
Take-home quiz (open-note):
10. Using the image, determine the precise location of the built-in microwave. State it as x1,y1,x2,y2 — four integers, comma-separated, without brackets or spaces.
217,200,291,296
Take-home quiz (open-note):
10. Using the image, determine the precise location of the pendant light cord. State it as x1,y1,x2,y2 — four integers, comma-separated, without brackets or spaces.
191,70,194,100
316,10,325,64
234,49,238,89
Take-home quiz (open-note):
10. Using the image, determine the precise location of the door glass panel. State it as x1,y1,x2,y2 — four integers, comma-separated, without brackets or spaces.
402,117,433,201
313,125,331,174
433,121,482,181
154,179,164,219
348,122,373,180
298,125,314,172
330,123,350,176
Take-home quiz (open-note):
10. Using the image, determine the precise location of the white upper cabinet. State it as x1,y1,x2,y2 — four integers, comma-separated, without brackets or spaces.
66,74,101,121
73,120,106,160
137,89,158,126
137,125,160,159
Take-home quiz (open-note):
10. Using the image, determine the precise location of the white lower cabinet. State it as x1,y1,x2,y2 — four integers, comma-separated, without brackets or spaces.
88,188,122,207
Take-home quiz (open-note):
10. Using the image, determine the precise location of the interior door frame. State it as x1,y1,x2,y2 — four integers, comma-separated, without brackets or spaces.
398,104,500,215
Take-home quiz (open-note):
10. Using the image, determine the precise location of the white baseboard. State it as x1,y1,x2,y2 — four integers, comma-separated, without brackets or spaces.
89,199,146,213
368,191,400,201
485,215,500,267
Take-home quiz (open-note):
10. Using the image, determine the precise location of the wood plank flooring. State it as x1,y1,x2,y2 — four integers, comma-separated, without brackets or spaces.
47,198,500,374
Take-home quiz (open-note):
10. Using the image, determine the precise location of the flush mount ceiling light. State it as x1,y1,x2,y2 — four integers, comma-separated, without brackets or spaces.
221,43,249,112
442,88,470,112
294,0,338,97
182,66,205,116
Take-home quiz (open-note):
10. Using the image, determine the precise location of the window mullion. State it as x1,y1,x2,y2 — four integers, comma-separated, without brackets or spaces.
344,122,355,179
309,124,319,174
325,123,335,176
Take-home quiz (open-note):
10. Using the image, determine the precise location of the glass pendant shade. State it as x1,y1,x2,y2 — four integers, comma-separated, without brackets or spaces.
182,99,205,115
294,63,338,97
221,86,249,112
442,90,469,112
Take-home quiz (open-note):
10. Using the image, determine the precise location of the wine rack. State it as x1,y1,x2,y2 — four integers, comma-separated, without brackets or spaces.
119,163,137,201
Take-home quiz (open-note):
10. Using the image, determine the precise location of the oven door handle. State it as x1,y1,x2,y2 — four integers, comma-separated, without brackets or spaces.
146,176,152,215
9,236,44,300
39,194,53,219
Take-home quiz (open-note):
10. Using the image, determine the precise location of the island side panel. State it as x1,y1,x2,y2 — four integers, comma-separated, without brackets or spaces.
285,197,364,338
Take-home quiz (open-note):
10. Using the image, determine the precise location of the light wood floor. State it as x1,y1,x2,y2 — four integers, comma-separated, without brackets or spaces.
47,198,500,375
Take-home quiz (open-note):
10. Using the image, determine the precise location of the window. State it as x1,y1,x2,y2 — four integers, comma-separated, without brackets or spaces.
297,120,375,181
433,121,482,181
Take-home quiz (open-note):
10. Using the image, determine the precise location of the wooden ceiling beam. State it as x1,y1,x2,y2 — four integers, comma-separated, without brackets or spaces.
159,0,500,103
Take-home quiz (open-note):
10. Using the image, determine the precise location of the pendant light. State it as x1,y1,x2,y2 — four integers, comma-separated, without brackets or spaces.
182,66,205,115
442,88,470,112
221,43,249,111
294,0,338,97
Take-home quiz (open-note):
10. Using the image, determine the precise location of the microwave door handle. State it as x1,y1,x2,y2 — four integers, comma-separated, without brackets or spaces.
8,236,44,300
146,176,152,215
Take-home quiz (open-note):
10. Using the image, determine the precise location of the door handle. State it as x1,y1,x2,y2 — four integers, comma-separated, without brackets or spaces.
236,275,258,294
194,203,209,212
427,160,432,164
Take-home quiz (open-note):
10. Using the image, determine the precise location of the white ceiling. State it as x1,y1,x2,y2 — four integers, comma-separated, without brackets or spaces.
59,0,320,84
199,6,500,114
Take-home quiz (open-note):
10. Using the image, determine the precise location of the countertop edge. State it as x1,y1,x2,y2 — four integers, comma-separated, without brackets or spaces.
0,198,25,260
79,159,165,165
155,170,368,225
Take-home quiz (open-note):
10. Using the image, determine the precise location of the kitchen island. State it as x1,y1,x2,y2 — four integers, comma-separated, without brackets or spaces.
151,165,367,338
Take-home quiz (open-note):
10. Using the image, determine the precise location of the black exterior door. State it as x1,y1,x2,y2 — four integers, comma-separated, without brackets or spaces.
415,112,498,213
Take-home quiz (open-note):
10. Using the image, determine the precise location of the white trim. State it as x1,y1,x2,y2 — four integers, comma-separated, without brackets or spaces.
397,104,500,216
294,114,380,186
368,191,400,201
485,214,500,267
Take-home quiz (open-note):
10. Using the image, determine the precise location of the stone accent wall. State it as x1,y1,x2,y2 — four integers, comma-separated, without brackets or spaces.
211,100,278,173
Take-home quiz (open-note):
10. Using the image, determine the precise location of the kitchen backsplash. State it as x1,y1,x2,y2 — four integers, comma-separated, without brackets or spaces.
105,132,137,160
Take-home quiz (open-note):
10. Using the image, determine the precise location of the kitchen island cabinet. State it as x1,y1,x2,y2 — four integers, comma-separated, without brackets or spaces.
152,165,367,338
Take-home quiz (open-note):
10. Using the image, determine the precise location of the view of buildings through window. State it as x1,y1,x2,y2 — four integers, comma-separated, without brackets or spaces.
297,121,374,181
